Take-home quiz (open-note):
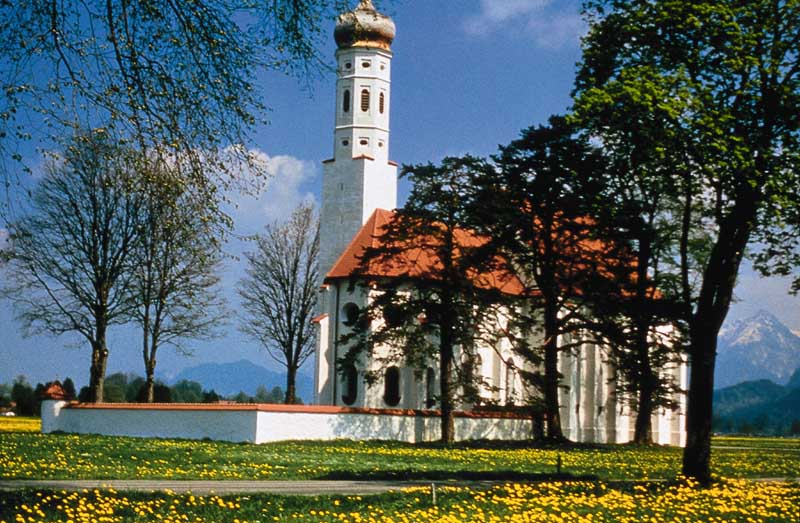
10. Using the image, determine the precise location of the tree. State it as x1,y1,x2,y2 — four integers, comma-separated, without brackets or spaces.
62,378,77,400
475,117,610,441
254,385,285,403
576,0,800,482
171,380,204,403
0,0,352,213
11,376,36,416
570,70,691,444
103,372,130,403
3,134,142,403
239,203,319,404
131,158,225,402
347,157,520,443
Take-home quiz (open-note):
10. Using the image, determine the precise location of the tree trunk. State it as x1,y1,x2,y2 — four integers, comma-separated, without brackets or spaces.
543,302,564,441
285,366,297,404
633,370,654,444
143,306,154,403
88,341,109,403
632,233,654,445
681,193,754,483
531,410,545,441
633,332,655,444
439,315,456,444
145,359,156,403
682,321,718,484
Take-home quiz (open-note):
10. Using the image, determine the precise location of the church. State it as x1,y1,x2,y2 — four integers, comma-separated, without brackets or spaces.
312,0,687,446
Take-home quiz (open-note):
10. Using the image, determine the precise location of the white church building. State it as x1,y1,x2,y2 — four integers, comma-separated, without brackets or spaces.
313,0,687,446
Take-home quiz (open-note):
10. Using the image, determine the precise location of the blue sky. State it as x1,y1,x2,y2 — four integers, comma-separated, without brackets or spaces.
1,0,798,388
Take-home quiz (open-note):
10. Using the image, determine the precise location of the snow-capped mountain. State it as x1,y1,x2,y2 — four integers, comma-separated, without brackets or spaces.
716,310,800,389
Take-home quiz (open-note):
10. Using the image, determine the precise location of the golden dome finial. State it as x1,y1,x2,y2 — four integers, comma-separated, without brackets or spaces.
335,0,395,50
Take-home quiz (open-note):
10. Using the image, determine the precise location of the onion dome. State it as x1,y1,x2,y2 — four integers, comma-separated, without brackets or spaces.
334,0,395,51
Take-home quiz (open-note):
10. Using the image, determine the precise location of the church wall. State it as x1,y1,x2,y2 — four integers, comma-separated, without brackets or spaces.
42,400,535,444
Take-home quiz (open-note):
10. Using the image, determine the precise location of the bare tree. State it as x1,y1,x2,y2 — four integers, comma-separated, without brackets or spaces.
132,158,226,403
238,203,319,404
2,133,141,403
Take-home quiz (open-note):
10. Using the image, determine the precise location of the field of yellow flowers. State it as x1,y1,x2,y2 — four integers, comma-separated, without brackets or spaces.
1,417,799,481
1,418,799,522
1,479,798,523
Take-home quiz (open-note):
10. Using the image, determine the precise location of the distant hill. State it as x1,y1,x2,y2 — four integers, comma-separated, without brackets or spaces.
715,310,800,389
713,379,800,435
788,368,800,390
171,360,314,403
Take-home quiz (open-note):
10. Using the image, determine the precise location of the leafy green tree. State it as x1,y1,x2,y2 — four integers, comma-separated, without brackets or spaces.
11,376,36,416
132,158,225,403
2,134,143,403
239,203,319,404
0,384,11,409
254,385,285,404
202,389,221,403
570,69,691,444
103,373,129,403
171,380,204,403
575,0,800,482
347,157,515,443
62,378,77,400
475,117,610,441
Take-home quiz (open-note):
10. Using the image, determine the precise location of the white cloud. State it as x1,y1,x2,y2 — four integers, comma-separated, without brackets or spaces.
225,149,319,237
463,0,586,49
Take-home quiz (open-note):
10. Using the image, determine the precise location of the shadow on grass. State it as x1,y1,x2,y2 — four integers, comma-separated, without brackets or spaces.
319,469,598,482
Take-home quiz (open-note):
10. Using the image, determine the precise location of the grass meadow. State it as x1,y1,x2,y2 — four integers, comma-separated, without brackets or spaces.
1,417,798,522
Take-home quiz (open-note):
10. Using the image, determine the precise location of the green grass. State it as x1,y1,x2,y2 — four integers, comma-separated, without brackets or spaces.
1,418,798,522
1,430,798,481
713,436,800,449
0,416,40,433
1,479,798,523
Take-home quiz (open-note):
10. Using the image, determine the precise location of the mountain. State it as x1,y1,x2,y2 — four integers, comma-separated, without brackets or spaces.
171,360,314,403
713,379,800,434
715,310,800,389
788,368,800,390
712,379,786,417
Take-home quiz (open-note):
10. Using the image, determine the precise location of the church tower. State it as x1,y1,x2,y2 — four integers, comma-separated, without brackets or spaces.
319,0,398,279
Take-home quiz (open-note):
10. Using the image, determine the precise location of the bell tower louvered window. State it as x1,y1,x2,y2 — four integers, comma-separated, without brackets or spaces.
360,89,370,112
343,89,350,113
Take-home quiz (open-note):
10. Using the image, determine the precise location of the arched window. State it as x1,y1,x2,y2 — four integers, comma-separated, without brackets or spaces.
506,358,516,404
425,367,436,409
341,364,358,405
379,92,385,114
342,90,350,113
360,89,370,112
383,366,401,406
342,302,360,327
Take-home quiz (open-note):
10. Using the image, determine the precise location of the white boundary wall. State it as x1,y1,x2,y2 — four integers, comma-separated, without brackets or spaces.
41,401,533,444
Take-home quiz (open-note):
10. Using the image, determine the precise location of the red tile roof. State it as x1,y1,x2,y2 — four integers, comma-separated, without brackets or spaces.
325,209,525,295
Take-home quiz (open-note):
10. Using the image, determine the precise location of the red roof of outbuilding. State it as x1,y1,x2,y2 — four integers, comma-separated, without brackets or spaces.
326,209,525,295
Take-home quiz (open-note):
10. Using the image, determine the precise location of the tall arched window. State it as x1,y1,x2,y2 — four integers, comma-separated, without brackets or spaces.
425,367,436,409
342,89,350,113
379,92,385,114
383,366,401,406
506,358,517,404
342,364,358,405
360,89,370,112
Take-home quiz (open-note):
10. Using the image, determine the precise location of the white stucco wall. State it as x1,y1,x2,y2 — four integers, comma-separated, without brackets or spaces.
42,402,258,442
41,401,534,444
